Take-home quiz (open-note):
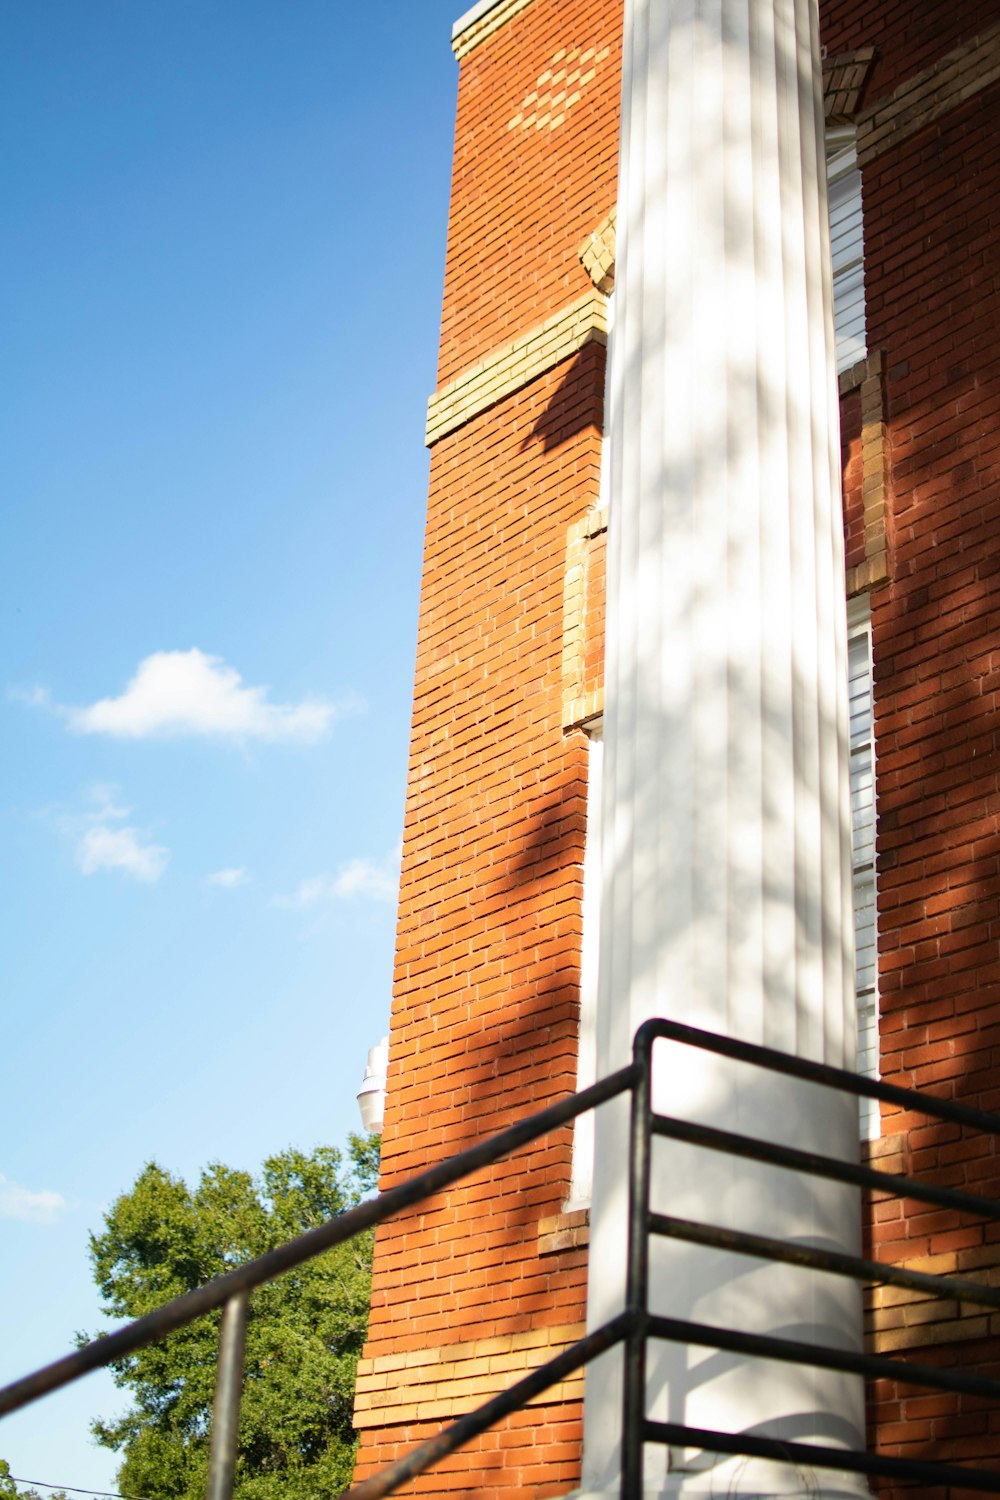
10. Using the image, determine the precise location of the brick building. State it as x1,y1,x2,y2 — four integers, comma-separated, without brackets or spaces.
352,1,1000,1494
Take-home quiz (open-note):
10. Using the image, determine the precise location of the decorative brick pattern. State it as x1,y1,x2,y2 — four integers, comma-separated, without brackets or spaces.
354,1324,585,1427
506,44,613,133
857,19,1000,165
425,291,608,446
438,0,621,386
579,209,616,294
823,46,876,123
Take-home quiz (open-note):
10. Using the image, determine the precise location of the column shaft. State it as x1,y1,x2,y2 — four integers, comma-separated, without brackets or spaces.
582,0,867,1494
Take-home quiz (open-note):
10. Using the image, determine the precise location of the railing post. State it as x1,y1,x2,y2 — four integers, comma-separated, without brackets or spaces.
206,1290,249,1500
621,1025,654,1499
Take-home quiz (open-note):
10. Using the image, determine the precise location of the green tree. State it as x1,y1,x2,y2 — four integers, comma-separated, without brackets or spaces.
86,1137,379,1500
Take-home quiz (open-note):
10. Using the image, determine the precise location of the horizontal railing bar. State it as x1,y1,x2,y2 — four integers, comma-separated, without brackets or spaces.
0,1063,638,1421
642,1418,1000,1494
650,1110,1000,1222
637,1017,1000,1135
344,1312,634,1500
649,1212,1000,1310
646,1313,1000,1401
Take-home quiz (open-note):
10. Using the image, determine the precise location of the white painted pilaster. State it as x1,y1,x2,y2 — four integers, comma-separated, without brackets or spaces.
579,0,867,1495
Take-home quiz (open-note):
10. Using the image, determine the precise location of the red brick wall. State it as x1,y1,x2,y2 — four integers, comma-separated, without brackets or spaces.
871,90,1000,1118
354,355,604,1499
353,1,618,1487
852,17,1000,1485
356,0,999,1490
437,0,621,386
821,0,989,102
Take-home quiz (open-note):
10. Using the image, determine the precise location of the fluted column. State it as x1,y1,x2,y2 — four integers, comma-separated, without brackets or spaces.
580,0,867,1496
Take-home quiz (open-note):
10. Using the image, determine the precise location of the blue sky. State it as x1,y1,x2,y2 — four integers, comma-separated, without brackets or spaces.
1,2,459,1489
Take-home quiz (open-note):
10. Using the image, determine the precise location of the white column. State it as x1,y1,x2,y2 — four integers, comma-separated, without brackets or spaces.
580,0,867,1496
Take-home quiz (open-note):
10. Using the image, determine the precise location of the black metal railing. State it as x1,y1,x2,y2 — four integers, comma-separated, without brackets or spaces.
2,1018,1000,1497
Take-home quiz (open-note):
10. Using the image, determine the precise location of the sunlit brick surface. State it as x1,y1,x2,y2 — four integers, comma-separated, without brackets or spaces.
354,0,1000,1492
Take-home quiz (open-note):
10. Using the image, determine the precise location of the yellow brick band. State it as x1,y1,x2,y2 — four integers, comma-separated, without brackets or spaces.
842,350,890,598
857,21,1000,166
452,0,538,61
865,1241,1000,1354
353,1322,585,1428
425,290,608,445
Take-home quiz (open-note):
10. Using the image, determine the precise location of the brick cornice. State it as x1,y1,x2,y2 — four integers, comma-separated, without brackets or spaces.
857,20,1000,166
452,0,538,60
425,290,608,445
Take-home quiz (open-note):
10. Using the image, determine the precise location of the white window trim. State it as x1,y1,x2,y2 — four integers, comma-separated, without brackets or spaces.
828,128,867,374
567,723,602,1209
848,593,880,1139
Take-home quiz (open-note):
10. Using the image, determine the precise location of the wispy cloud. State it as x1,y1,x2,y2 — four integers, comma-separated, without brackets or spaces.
77,824,169,883
0,1173,66,1225
8,683,52,710
63,785,169,884
274,843,401,910
207,866,250,888
19,649,356,744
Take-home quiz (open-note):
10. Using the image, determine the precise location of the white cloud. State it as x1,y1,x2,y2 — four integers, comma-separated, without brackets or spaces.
331,854,399,902
77,824,169,883
85,783,131,822
57,649,346,743
207,866,250,888
274,875,335,910
275,844,401,909
66,786,169,884
0,1173,66,1225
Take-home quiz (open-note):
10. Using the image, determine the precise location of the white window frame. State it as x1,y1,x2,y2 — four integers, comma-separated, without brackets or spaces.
848,594,880,1138
828,128,867,373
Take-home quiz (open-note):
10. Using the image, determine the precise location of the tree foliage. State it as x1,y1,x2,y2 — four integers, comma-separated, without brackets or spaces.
0,1459,66,1500
85,1137,379,1500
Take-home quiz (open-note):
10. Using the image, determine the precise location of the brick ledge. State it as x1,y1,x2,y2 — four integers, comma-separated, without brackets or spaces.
426,290,608,445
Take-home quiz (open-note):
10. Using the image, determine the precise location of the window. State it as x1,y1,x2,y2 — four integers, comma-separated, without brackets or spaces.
849,595,880,1137
828,131,866,373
